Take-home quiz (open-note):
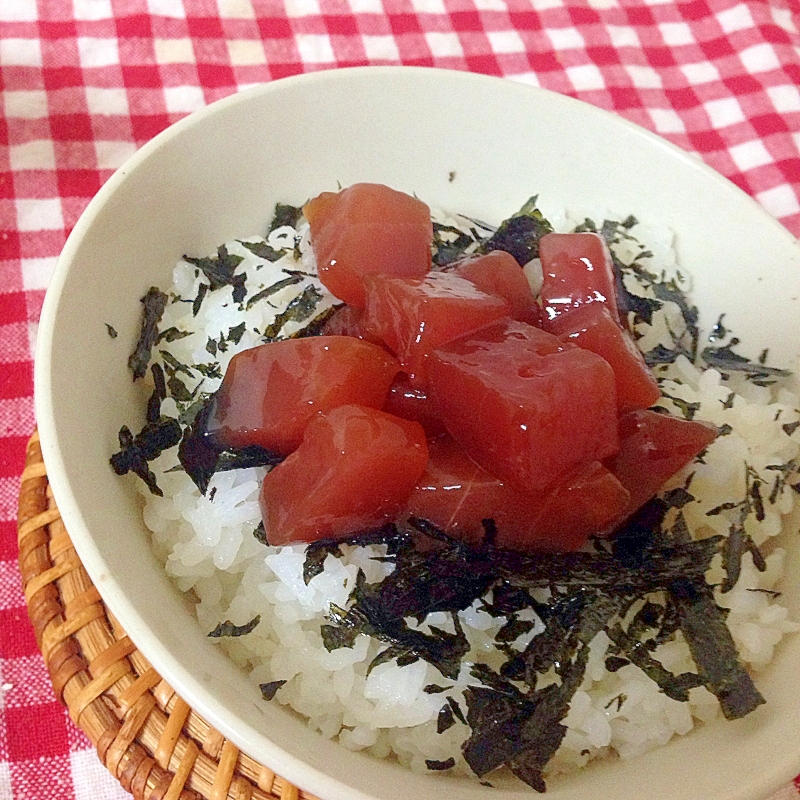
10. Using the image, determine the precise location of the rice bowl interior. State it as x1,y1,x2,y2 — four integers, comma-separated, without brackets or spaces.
34,67,800,800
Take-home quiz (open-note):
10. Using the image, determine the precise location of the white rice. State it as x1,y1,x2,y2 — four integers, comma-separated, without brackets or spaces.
130,202,800,783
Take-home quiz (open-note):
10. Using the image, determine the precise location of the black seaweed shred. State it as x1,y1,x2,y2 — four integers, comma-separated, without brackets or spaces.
431,222,479,267
262,285,325,340
426,757,456,771
208,614,261,638
701,338,792,384
269,202,303,231
176,395,284,495
128,287,169,379
241,240,286,263
259,680,287,700
110,364,182,495
245,273,304,309
478,196,554,266
184,244,247,303
310,505,762,789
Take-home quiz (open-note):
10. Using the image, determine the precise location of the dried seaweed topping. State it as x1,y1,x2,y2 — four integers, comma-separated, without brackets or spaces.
241,240,285,263
302,524,413,585
501,590,628,686
262,285,325,340
245,273,304,310
184,245,246,303
253,521,267,546
701,339,792,384
478,196,554,265
176,395,283,494
208,614,261,638
324,600,471,681
426,758,456,771
128,287,169,379
259,680,286,700
463,646,589,791
110,364,181,495
668,578,765,719
437,701,456,733
719,514,766,594
581,217,700,364
432,222,479,267
315,511,759,788
269,203,303,231
605,620,704,702
192,281,208,316
105,323,118,338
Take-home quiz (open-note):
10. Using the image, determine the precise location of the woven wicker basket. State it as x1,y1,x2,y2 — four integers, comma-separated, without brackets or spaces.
17,430,319,800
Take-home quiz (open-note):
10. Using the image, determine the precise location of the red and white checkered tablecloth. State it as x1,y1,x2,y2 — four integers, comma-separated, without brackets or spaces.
1,1,799,798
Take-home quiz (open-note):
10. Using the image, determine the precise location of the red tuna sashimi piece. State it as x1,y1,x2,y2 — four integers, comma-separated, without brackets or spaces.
519,460,630,549
383,373,446,436
428,319,619,493
406,436,629,552
319,304,371,340
454,250,542,327
362,270,509,386
304,183,433,307
209,336,400,455
604,409,717,528
261,404,428,545
538,232,620,323
545,303,661,412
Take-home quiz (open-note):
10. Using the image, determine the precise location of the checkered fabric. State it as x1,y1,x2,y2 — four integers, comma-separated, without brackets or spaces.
0,1,798,798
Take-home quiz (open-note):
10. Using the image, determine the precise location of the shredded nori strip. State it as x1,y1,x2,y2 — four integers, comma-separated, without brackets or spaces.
437,701,456,733
315,508,761,789
158,326,192,343
426,758,456,771
176,396,284,494
259,680,287,700
208,614,261,638
184,245,247,303
701,339,791,382
128,287,169,379
253,521,267,546
478,196,554,265
245,273,304,310
668,578,765,719
105,323,118,338
110,364,181,495
269,202,303,231
241,240,285,262
192,281,208,316
432,222,478,266
262,285,325,340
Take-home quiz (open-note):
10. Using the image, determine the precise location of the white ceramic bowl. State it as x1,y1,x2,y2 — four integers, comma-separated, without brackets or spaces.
36,67,800,800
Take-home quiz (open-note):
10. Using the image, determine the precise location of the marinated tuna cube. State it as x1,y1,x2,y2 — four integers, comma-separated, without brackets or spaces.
304,183,433,307
546,303,661,412
511,460,630,550
384,373,446,436
261,404,428,545
208,336,400,455
604,409,717,528
428,319,619,492
453,250,541,327
538,232,620,323
362,270,509,386
405,436,629,551
319,304,371,340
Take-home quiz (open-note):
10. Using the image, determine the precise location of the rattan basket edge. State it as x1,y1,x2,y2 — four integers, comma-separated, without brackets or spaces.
17,430,317,800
